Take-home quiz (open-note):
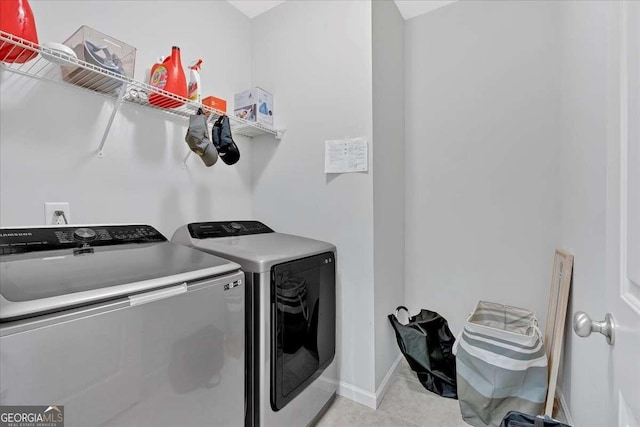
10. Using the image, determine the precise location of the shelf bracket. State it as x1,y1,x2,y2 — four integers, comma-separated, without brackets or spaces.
97,84,128,158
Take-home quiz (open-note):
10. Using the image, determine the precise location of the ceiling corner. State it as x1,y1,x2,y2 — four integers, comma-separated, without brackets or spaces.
226,0,458,21
226,0,286,19
393,0,458,20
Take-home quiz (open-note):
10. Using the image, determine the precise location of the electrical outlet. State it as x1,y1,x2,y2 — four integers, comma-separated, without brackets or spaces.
44,202,71,225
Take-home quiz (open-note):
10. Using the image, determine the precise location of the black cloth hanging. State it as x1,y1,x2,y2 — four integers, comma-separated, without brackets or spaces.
388,306,458,399
500,411,572,427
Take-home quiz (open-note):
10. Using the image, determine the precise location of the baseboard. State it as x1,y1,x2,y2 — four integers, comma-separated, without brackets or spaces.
337,354,404,410
374,354,404,408
337,381,377,409
557,387,575,426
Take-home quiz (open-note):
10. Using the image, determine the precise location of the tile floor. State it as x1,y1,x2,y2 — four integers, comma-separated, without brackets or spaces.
316,360,470,427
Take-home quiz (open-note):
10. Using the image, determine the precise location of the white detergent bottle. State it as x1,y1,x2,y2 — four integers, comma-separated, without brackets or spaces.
188,59,202,103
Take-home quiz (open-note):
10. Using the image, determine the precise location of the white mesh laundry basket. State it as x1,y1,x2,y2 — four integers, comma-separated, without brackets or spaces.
453,301,548,427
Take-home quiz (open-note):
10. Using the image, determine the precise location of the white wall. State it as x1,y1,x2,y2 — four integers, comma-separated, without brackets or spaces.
372,0,405,391
404,0,563,335
0,1,253,236
2,3,610,420
250,0,376,396
558,2,609,426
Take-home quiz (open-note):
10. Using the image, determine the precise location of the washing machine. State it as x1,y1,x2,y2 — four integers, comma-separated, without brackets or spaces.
0,224,245,427
172,221,337,427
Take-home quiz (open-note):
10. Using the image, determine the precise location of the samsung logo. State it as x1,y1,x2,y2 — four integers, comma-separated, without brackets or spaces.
0,232,32,238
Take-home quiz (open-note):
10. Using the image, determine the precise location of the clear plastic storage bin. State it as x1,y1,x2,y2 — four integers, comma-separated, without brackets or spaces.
61,26,136,94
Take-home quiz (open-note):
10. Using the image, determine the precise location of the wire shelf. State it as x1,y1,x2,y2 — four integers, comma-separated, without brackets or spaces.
0,31,283,157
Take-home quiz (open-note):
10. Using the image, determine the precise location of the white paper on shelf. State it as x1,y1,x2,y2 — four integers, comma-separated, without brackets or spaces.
324,137,368,173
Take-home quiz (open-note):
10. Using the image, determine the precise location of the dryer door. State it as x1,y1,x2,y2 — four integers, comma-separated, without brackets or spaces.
270,252,336,411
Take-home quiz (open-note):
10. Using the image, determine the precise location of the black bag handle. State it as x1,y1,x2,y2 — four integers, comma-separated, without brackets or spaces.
394,306,410,320
393,306,428,335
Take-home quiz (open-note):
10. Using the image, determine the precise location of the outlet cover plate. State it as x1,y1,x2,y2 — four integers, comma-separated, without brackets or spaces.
44,202,71,225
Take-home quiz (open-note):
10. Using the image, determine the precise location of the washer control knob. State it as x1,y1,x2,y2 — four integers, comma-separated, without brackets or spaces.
230,222,243,231
74,227,97,242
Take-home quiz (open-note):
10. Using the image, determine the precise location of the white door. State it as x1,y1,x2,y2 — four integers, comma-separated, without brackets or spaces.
604,1,640,426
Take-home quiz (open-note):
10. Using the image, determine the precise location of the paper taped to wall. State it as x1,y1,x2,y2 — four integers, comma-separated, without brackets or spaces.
324,137,368,173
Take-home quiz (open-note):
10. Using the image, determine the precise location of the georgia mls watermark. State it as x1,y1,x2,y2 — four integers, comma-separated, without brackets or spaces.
0,406,64,427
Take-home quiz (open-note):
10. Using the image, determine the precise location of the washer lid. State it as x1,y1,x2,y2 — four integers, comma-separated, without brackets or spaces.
192,233,335,273
0,225,240,321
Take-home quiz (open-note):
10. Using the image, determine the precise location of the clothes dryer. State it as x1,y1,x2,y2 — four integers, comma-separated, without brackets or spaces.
172,221,337,427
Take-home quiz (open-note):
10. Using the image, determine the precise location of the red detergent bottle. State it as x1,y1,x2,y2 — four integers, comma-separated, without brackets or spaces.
148,46,187,108
0,0,39,63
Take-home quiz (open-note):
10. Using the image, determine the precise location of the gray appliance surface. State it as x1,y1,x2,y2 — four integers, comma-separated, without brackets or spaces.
0,271,245,427
249,270,337,427
0,224,239,320
172,221,338,427
0,224,245,427
172,224,335,273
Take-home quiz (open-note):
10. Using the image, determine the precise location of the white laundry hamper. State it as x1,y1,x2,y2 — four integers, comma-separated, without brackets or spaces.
453,301,548,427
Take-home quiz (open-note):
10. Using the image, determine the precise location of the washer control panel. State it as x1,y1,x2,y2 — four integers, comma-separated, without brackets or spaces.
188,221,274,239
0,225,166,255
